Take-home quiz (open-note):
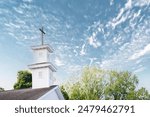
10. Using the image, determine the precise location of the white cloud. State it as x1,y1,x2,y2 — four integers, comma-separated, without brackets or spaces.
108,0,132,29
89,58,97,66
73,49,78,56
133,67,145,73
108,0,149,30
110,0,114,6
86,22,103,48
80,43,86,55
23,0,32,3
100,16,150,71
54,57,64,66
115,0,132,20
135,59,142,64
13,7,24,14
133,0,150,7
129,44,150,60
5,22,20,28
109,13,126,29
88,34,101,48
125,0,132,9
0,8,9,14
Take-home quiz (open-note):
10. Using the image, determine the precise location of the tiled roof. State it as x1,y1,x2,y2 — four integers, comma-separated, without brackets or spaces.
0,85,57,100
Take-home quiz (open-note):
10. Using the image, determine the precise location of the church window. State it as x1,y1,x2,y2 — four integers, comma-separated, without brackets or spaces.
38,71,42,79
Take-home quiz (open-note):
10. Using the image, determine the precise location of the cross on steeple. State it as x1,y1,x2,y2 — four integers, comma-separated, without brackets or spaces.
39,27,46,45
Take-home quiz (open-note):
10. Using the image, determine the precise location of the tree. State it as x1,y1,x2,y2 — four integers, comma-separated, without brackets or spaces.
136,87,150,100
14,70,32,89
104,71,139,100
0,87,4,92
60,86,69,100
62,67,105,100
62,67,150,100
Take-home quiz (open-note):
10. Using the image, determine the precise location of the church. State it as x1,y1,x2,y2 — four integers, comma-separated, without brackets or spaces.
0,27,64,100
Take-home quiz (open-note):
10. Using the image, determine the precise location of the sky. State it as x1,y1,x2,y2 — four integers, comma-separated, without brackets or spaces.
0,0,150,91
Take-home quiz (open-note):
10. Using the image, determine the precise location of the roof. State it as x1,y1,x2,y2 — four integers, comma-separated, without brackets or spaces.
0,85,57,100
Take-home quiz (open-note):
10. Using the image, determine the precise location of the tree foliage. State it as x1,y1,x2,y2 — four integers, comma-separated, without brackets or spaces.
136,87,150,100
0,87,4,92
14,70,32,89
60,86,69,100
68,67,105,100
104,71,139,100
62,67,150,100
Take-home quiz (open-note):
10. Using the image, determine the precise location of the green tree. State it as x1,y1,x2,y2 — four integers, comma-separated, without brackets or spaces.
60,86,69,100
136,87,150,100
63,67,105,100
14,70,32,89
62,67,150,100
0,87,4,92
104,71,138,100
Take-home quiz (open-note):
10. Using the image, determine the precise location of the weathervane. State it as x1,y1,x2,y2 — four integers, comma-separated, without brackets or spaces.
39,27,46,45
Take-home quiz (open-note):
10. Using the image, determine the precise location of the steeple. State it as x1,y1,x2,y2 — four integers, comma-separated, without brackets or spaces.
28,27,56,89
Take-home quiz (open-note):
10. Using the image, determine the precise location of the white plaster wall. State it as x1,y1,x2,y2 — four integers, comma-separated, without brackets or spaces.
38,87,64,100
38,90,60,100
34,49,49,63
49,69,53,85
32,67,53,89
46,50,50,62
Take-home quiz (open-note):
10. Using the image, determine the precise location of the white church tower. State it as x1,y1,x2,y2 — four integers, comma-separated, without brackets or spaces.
28,27,56,89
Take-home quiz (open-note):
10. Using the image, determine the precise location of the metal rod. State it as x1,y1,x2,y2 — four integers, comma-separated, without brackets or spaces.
39,27,46,45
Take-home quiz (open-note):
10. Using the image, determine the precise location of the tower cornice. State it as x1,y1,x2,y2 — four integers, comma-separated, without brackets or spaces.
31,44,54,53
28,62,57,72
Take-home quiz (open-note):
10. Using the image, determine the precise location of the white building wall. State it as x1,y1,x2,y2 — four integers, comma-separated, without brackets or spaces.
29,45,56,89
34,49,49,63
32,67,53,89
38,87,64,100
48,68,53,86
46,50,50,62
38,90,60,100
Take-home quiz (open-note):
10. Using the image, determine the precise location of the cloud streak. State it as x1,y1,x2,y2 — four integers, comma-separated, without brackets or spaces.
129,44,150,60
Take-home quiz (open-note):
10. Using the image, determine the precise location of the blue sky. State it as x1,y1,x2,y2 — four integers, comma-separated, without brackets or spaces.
0,0,150,91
